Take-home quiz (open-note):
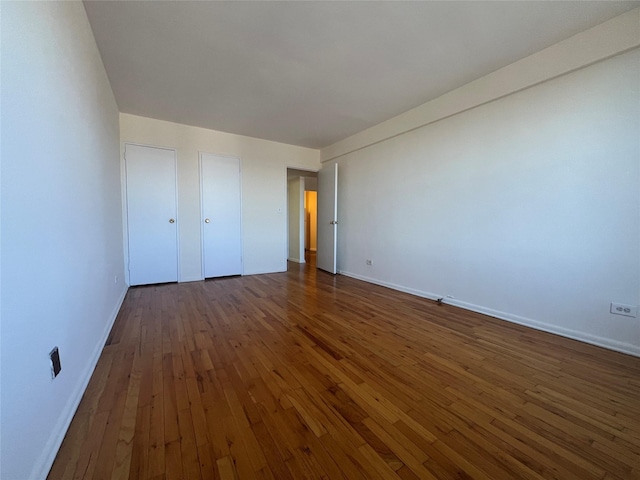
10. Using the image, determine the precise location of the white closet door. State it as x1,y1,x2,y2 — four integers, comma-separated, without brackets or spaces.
125,144,178,286
201,153,242,278
317,162,338,274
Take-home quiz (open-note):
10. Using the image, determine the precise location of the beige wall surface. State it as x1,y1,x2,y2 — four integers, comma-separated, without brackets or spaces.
1,3,126,478
330,47,640,356
120,114,320,280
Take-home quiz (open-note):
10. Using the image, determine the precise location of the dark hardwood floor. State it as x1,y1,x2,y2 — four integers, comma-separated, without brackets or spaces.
49,259,640,479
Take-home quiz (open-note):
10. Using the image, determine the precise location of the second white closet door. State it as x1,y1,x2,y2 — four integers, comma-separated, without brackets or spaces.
201,153,242,278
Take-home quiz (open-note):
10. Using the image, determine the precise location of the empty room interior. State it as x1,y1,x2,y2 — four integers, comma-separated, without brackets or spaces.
2,1,640,479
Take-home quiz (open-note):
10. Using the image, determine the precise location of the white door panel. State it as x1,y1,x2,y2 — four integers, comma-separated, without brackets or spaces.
317,163,338,274
125,144,178,285
201,153,242,278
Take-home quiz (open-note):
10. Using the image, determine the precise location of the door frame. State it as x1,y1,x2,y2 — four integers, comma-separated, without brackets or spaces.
122,142,180,285
199,151,245,280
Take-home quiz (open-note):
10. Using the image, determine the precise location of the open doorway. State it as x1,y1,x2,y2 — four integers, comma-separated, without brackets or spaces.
304,179,318,264
287,168,318,265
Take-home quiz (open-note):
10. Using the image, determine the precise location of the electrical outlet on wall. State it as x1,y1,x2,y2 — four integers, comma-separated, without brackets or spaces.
49,347,62,379
610,302,638,318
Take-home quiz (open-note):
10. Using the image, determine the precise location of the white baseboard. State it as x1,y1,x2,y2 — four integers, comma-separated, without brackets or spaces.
34,286,129,480
245,267,287,275
179,275,204,283
338,270,441,301
287,257,306,264
338,270,640,358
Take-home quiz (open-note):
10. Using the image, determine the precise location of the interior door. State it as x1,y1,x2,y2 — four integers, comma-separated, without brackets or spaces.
125,144,178,285
317,163,338,274
201,153,242,278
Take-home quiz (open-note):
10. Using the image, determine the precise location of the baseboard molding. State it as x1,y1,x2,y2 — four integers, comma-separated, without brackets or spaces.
338,270,640,358
245,267,287,276
34,286,129,480
179,275,204,283
338,270,441,301
287,257,306,264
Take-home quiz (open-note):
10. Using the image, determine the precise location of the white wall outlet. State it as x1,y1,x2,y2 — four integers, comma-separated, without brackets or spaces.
610,302,638,318
366,259,373,266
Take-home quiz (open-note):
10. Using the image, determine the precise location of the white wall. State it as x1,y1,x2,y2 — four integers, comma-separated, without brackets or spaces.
287,177,304,263
0,3,126,479
120,114,320,280
304,176,318,191
328,47,640,356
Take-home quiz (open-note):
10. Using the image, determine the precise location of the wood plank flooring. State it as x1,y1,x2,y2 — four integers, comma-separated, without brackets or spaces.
49,260,640,479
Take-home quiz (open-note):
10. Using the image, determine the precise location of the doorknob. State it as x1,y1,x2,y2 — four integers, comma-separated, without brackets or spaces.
330,220,338,225
169,218,175,224
204,218,210,223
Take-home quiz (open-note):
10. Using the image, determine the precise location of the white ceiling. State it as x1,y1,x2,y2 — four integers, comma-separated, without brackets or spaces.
84,1,639,149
